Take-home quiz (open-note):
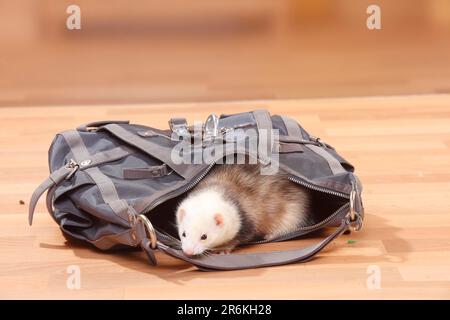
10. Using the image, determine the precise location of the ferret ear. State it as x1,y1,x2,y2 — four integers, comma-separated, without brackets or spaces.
214,213,223,226
177,208,186,223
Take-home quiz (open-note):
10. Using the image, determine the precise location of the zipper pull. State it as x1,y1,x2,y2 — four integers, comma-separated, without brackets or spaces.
309,135,325,147
65,159,79,180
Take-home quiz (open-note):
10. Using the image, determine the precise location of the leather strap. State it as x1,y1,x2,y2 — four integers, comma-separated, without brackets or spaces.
61,131,131,224
278,142,304,153
61,131,160,257
157,219,349,271
137,129,171,140
123,164,170,179
77,120,130,132
306,144,347,174
252,110,274,164
281,115,306,139
281,116,346,175
80,146,134,169
29,144,134,225
28,165,74,225
278,135,310,144
101,124,188,178
86,168,130,222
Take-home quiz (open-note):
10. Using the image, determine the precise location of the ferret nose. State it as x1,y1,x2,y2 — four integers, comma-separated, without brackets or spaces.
184,249,194,256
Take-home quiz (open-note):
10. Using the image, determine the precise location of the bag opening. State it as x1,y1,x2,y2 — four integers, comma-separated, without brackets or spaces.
146,175,348,243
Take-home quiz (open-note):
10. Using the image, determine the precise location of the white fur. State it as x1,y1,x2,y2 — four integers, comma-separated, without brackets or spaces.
176,188,241,256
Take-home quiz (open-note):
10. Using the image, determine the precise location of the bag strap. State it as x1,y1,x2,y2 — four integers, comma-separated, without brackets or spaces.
100,124,190,179
156,218,356,271
252,109,274,165
281,115,347,175
28,143,134,225
28,162,77,225
77,120,130,132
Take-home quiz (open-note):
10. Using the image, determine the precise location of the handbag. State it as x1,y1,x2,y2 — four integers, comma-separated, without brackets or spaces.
28,110,364,270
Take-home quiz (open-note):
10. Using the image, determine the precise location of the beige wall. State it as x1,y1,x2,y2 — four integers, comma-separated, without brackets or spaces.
3,1,449,43
0,1,449,106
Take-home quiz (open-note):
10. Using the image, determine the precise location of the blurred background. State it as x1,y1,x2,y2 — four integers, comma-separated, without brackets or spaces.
0,0,449,106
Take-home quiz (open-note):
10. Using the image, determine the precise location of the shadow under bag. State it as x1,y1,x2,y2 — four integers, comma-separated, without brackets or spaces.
28,110,364,271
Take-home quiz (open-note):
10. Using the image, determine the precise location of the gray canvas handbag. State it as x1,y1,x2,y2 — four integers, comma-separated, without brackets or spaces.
28,110,364,271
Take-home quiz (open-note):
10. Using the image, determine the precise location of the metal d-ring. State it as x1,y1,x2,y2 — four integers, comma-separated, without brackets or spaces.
137,214,157,249
349,188,356,222
346,184,362,231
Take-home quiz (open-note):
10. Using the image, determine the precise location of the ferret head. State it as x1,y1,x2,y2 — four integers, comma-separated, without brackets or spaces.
176,188,241,256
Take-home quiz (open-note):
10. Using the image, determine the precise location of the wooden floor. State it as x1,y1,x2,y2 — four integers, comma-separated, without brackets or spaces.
0,94,450,299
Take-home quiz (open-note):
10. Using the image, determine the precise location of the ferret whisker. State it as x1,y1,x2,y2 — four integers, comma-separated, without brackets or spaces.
199,250,211,257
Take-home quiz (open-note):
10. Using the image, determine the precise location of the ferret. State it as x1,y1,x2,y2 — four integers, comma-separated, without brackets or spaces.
176,164,312,257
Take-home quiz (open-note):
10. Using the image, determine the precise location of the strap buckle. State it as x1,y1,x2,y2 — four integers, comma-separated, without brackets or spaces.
169,117,190,140
64,159,79,180
149,164,168,177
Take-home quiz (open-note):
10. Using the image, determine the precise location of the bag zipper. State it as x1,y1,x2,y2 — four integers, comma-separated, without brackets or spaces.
245,175,350,244
248,202,350,245
287,175,349,200
156,230,181,245
156,200,350,247
141,164,349,216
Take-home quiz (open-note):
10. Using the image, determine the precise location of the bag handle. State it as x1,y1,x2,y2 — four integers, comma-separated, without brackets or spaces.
77,120,130,132
155,217,358,271
28,161,78,225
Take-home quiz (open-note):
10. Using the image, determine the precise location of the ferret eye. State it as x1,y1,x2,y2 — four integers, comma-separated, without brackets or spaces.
182,231,186,237
201,234,207,240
